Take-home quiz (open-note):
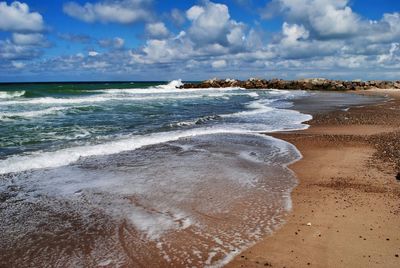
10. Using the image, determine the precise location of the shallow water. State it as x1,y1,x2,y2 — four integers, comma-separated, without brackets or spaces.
0,133,300,267
0,81,383,267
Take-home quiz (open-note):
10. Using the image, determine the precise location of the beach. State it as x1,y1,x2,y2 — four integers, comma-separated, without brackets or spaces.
228,89,400,268
0,83,322,267
1,83,399,267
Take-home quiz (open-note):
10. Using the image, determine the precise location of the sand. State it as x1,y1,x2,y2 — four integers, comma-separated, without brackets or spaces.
227,89,400,268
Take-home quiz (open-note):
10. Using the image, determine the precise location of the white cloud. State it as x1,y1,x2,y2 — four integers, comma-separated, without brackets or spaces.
145,22,169,39
0,39,41,60
365,13,400,43
12,33,44,45
377,43,400,64
140,38,193,63
311,4,359,37
63,0,152,24
269,22,343,60
4,0,400,81
184,1,248,53
11,61,25,69
281,22,309,45
262,0,400,47
0,2,49,65
0,1,44,32
187,2,230,45
211,59,227,68
186,6,205,21
262,0,359,38
88,51,99,57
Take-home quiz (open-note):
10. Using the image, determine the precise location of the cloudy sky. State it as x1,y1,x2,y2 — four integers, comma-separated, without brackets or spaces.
0,0,399,82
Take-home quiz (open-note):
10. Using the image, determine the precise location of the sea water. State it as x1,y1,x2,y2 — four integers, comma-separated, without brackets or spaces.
0,81,379,267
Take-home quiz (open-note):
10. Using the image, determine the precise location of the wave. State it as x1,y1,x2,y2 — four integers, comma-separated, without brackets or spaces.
154,79,184,89
0,90,25,99
0,95,123,105
0,80,255,106
100,87,242,95
167,115,222,128
0,92,256,106
0,107,68,120
98,80,244,95
222,100,274,118
0,107,311,175
0,128,245,174
0,82,312,174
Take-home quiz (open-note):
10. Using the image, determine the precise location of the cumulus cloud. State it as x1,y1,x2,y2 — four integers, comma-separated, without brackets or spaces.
129,1,341,68
261,0,400,48
145,22,169,39
281,22,309,45
124,0,400,78
0,39,42,60
12,33,44,45
0,1,44,32
187,2,232,46
130,1,252,67
261,0,360,38
63,0,152,24
377,43,400,64
211,59,227,68
4,0,400,81
0,1,49,66
364,13,400,43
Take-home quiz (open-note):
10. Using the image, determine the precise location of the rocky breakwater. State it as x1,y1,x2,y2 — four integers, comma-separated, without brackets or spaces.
180,78,400,91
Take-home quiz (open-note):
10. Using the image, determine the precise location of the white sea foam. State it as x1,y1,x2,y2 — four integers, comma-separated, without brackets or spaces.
100,86,243,95
0,80,256,107
0,128,244,174
0,90,25,99
0,117,311,175
0,107,68,119
155,79,184,89
0,91,254,106
167,115,222,128
128,207,191,240
0,96,114,105
99,80,243,95
0,90,311,174
222,99,274,117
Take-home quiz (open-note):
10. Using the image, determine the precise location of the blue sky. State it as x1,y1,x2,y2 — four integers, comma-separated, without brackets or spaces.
0,0,399,81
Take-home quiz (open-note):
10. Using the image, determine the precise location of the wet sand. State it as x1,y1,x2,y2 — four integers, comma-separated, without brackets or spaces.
0,134,302,267
228,89,400,268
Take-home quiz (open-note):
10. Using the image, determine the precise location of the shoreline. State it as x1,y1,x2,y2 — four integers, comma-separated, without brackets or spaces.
227,89,400,267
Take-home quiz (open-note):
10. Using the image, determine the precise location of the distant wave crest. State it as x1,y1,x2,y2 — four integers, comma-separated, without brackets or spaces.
0,90,25,99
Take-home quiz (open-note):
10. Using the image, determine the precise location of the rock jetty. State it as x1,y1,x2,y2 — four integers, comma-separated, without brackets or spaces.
180,78,400,91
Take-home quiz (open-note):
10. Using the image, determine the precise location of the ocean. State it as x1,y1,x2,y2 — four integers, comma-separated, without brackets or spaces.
0,81,382,267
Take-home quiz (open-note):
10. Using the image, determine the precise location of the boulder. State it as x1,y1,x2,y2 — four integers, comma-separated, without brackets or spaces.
179,78,399,91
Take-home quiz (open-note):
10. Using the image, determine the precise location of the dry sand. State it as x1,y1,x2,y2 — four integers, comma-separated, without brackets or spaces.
227,89,400,268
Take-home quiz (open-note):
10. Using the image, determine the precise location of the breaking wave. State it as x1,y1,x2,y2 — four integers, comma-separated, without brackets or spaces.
0,90,25,99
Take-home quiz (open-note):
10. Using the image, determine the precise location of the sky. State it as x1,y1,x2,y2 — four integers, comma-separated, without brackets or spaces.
0,0,400,82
